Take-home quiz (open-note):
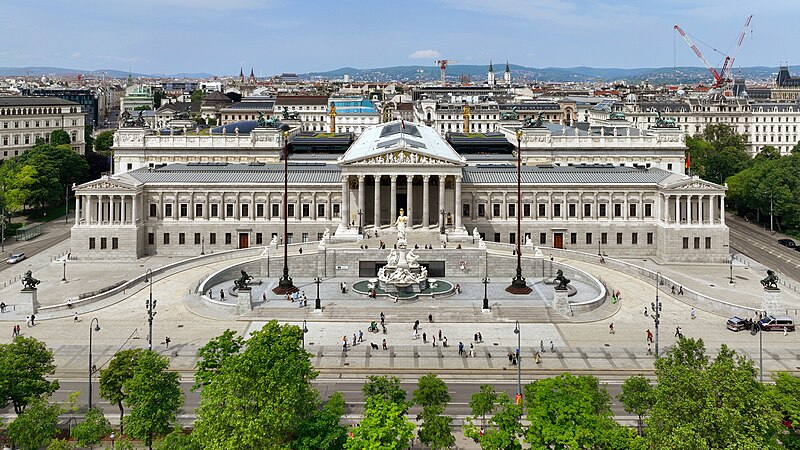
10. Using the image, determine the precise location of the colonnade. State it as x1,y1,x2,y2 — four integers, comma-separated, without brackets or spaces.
662,193,724,225
76,194,138,225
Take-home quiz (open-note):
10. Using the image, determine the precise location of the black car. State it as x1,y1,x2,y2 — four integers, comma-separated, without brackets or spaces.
778,238,796,248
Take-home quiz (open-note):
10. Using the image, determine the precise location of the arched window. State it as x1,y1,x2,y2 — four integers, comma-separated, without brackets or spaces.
70,131,77,142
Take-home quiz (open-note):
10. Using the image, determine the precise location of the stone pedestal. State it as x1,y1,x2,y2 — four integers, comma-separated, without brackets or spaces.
533,247,544,278
237,287,253,314
553,288,571,316
16,289,38,315
762,288,782,316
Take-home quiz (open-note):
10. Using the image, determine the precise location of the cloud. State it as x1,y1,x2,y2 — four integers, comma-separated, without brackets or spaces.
409,49,442,59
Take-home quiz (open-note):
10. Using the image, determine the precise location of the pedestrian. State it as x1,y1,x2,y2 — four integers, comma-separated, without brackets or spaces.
784,327,789,336
423,332,427,343
380,312,385,325
298,298,303,308
646,329,653,343
438,329,442,341
412,328,418,339
644,307,648,317
262,292,267,302
609,323,615,334
540,340,544,352
298,247,303,254
26,316,31,327
671,285,676,294
208,290,213,298
30,315,35,326
428,313,433,323
358,330,363,342
220,289,225,300
432,336,437,347
691,308,696,320
304,298,308,307
382,339,388,350
647,343,652,355
678,286,684,295
342,336,348,352
536,351,542,365
474,333,478,343
469,343,475,358
508,351,513,364
414,320,419,331
165,336,171,349
74,312,78,323
458,342,464,356
443,336,448,347
675,326,682,338
11,325,15,338
477,332,482,342
455,283,461,294
0,301,5,313
550,340,554,352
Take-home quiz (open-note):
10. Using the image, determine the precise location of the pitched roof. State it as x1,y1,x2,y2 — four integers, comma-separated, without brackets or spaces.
126,162,341,184
0,96,79,106
275,95,329,106
462,164,675,185
340,120,464,165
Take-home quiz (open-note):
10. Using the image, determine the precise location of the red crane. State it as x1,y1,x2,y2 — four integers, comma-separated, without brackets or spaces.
674,15,753,88
435,59,457,86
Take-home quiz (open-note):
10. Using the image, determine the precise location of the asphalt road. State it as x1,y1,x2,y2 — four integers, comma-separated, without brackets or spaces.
727,214,800,279
0,219,71,275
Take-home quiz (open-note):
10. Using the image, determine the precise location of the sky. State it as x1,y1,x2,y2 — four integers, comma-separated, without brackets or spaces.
2,0,798,76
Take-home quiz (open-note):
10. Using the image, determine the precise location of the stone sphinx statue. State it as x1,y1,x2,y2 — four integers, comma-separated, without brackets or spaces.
472,227,480,241
21,270,40,290
554,269,570,291
234,270,253,290
761,269,780,290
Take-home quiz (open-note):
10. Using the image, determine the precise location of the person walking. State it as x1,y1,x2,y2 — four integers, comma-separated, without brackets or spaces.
428,313,433,323
691,308,696,320
550,341,555,352
535,351,542,365
643,307,648,317
432,336,437,347
609,323,615,334
422,332,427,343
443,337,448,347
342,335,348,352
414,319,419,331
646,329,653,343
380,312,385,325
647,343,653,355
382,339,388,350
469,343,475,358
477,332,482,342
540,340,544,352
165,336,171,349
74,312,78,323
353,333,357,347
358,330,363,342
458,342,464,356
30,315,35,326
438,329,442,341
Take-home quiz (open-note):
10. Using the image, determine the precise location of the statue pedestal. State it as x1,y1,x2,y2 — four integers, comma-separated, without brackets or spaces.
762,288,782,316
533,247,544,278
16,289,38,315
237,287,253,314
553,288,571,316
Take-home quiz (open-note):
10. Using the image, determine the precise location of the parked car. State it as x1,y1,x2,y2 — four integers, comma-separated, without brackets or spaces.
778,238,796,248
726,316,748,332
758,315,795,332
6,252,25,264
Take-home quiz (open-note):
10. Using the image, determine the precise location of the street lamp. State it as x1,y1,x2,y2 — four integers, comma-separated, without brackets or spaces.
482,277,490,310
650,272,663,357
201,236,205,255
143,269,157,351
61,260,67,283
65,184,70,224
302,319,309,350
440,209,446,235
313,277,322,310
729,257,734,284
274,129,297,295
88,318,100,409
514,321,522,404
507,129,530,294
357,209,364,235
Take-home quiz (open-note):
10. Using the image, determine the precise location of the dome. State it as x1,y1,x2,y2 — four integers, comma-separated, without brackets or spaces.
676,89,686,97
625,93,637,103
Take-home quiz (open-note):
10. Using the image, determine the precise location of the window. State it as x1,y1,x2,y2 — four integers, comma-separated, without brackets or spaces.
302,204,310,217
288,204,295,217
287,233,294,244
210,233,217,245
109,237,117,249
583,204,591,217
165,204,173,217
272,204,280,217
89,237,95,249
226,204,234,217
599,204,607,217
478,204,486,217
523,204,531,217
302,232,309,243
492,204,500,217
629,204,637,218
256,233,263,245
463,203,470,218
540,232,547,244
616,233,623,245
148,233,154,245
570,233,577,244
180,204,188,217
586,233,593,244
241,204,249,217
509,233,516,244
568,204,576,217
195,204,203,217
682,237,689,249
149,204,157,217
667,163,673,171
601,232,608,244
647,232,653,245
333,203,340,217
508,204,516,217
194,233,201,245
494,233,501,242
538,204,546,217
632,232,638,244
694,237,700,249
211,204,219,217
163,233,170,245
179,233,186,244
614,204,621,217
705,237,711,249
316,204,324,218
225,233,232,245
644,204,652,217
553,204,561,217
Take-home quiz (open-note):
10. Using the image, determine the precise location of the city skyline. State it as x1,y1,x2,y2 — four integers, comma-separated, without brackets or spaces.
4,0,798,76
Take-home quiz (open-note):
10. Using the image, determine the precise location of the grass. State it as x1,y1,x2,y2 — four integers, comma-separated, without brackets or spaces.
312,133,337,138
464,133,488,138
25,203,67,222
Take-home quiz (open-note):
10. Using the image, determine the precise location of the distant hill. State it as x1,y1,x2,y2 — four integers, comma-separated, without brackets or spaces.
0,66,214,79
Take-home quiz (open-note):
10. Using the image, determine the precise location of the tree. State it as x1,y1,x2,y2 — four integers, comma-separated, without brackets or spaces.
50,129,71,146
93,130,115,156
153,90,166,109
768,373,800,448
123,350,184,450
192,321,318,450
154,430,199,450
647,338,782,449
71,407,112,448
619,375,654,436
0,336,59,413
46,439,75,450
7,397,62,450
190,89,204,103
755,145,781,163
99,348,144,433
417,410,455,450
294,392,348,450
192,328,243,391
345,396,415,450
412,373,450,414
524,373,644,449
412,374,453,449
686,124,751,183
362,375,407,408
469,384,499,428
464,392,523,450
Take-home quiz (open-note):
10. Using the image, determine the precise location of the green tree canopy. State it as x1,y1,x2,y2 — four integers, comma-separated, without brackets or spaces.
71,407,112,447
345,396,415,450
190,89,204,103
192,328,243,391
154,430,200,450
7,397,62,450
618,375,654,436
362,375,407,408
93,130,115,156
469,384,499,428
50,129,71,146
0,336,59,414
99,348,145,433
412,374,454,449
294,391,348,450
647,338,782,449
686,124,752,184
123,350,184,450
769,373,800,449
411,373,450,414
464,392,523,450
192,321,319,450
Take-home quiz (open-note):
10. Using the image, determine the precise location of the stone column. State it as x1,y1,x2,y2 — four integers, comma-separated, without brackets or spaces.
455,175,463,229
86,195,92,225
326,192,332,220
422,175,430,227
341,176,350,228
132,194,137,224
674,194,680,225
720,195,725,225
189,192,195,220
358,175,366,228
373,176,381,227
406,175,413,225
390,175,397,224
684,195,690,224
438,175,446,228
74,195,80,225
623,194,628,220
502,192,508,220
235,193,240,220
708,195,714,225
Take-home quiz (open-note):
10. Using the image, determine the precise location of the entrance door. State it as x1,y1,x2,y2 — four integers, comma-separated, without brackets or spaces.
397,193,407,217
239,233,249,249
553,233,563,249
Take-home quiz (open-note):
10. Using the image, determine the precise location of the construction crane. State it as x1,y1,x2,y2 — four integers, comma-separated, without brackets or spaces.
435,59,457,86
674,15,753,89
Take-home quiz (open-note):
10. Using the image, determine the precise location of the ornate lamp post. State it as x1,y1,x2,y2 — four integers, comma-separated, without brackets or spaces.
314,276,322,310
440,209,446,234
302,319,309,350
507,129,530,294
144,269,156,351
650,272,663,357
482,276,490,310
201,236,205,255
514,321,522,404
357,209,364,235
729,257,734,284
274,129,298,294
88,318,100,409
61,260,67,283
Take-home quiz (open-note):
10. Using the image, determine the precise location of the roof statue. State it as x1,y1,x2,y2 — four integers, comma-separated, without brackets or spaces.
523,111,545,128
281,106,300,121
500,107,518,121
605,106,626,121
655,110,678,128
134,111,147,127
257,111,267,127
174,106,191,120
761,269,780,290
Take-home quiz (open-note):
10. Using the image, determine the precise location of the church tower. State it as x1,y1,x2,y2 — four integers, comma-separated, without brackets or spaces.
487,60,495,87
249,67,256,83
239,67,245,83
504,61,511,86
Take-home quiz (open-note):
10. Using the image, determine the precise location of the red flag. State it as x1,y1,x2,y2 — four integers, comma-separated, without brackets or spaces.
685,152,691,170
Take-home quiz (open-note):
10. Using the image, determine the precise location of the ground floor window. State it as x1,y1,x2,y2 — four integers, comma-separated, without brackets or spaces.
112,237,118,249
539,232,547,244
225,233,232,245
210,233,217,245
89,237,95,249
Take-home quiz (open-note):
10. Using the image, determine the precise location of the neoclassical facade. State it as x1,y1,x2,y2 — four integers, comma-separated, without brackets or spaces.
72,120,728,263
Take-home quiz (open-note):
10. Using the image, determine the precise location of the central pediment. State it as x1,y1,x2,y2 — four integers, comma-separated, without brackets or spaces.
339,120,465,166
349,149,461,166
